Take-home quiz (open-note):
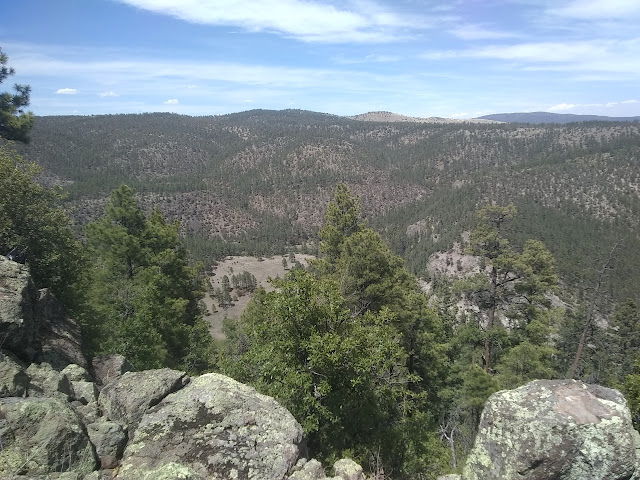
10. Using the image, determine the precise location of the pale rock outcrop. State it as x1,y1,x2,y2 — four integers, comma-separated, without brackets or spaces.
118,373,306,480
97,368,189,432
463,379,638,480
0,397,97,476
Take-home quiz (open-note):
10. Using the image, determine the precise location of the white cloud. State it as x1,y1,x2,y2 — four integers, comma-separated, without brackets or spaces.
549,100,640,112
55,88,77,94
115,0,431,43
449,24,518,41
99,91,119,97
423,38,640,77
549,0,640,20
163,98,179,104
548,103,578,112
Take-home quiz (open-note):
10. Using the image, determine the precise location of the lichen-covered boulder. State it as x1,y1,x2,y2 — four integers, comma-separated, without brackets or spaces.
91,354,134,387
97,368,189,431
288,459,326,480
463,380,639,480
118,373,306,480
62,363,91,382
87,420,128,469
26,362,73,399
333,459,364,480
0,397,97,476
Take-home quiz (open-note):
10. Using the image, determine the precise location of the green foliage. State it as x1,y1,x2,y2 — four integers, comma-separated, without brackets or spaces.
222,270,415,465
0,144,84,308
0,48,33,143
318,183,365,264
83,185,214,372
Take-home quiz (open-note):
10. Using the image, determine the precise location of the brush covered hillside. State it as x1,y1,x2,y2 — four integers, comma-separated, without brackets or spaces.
20,110,640,304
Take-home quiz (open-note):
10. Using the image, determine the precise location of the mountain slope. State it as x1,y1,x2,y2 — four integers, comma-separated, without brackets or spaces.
20,109,640,305
476,112,640,124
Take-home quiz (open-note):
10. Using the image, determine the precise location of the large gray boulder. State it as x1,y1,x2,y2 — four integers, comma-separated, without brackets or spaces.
0,397,97,477
35,288,87,370
98,368,189,432
0,257,87,370
91,354,134,387
118,373,306,480
0,257,40,359
463,379,639,480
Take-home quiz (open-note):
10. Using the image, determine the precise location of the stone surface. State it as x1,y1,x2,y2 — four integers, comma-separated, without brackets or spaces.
0,397,97,476
0,257,40,359
35,288,88,370
463,379,639,480
288,459,326,480
118,372,306,480
71,380,98,405
98,368,189,431
62,363,91,382
87,421,128,469
91,354,134,387
0,350,29,397
333,459,364,480
26,362,73,399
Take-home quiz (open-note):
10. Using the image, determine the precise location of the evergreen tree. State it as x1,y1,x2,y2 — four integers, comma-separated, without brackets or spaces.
83,185,214,372
0,144,84,309
0,47,33,143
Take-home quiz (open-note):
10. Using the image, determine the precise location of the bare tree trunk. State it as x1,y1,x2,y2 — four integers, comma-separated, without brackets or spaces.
567,242,619,379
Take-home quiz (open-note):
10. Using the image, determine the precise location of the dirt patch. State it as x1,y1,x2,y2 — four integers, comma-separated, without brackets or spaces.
203,254,315,340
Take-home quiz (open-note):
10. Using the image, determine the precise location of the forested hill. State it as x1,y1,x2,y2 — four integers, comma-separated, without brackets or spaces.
20,109,640,304
477,111,640,124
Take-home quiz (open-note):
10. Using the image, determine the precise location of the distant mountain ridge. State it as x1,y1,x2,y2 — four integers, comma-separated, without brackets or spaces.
476,112,640,124
19,109,640,306
348,111,499,124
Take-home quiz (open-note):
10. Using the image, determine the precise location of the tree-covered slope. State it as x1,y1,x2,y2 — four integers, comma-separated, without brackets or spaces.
20,110,640,304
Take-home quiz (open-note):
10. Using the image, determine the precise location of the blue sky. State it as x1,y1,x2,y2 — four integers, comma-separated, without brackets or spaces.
1,0,639,118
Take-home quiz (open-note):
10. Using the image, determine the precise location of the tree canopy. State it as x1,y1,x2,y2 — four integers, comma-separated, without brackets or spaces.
82,185,214,372
0,47,33,143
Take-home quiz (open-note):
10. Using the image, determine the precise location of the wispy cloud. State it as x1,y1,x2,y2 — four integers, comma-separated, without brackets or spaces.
549,0,640,20
163,98,179,105
333,53,401,64
55,88,77,94
422,38,640,77
116,0,432,43
549,99,639,112
449,24,518,41
99,91,119,97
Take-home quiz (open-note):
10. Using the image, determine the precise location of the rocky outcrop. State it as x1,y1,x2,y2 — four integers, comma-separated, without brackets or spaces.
0,397,97,476
462,379,640,480
0,257,364,479
118,373,306,479
98,368,189,432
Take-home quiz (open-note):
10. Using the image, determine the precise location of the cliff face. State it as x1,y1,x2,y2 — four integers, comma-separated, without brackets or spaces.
0,257,363,480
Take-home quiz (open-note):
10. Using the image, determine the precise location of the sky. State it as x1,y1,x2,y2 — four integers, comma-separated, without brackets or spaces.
1,0,639,118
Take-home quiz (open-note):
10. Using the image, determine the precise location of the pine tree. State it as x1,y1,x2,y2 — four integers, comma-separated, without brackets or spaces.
0,47,33,143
